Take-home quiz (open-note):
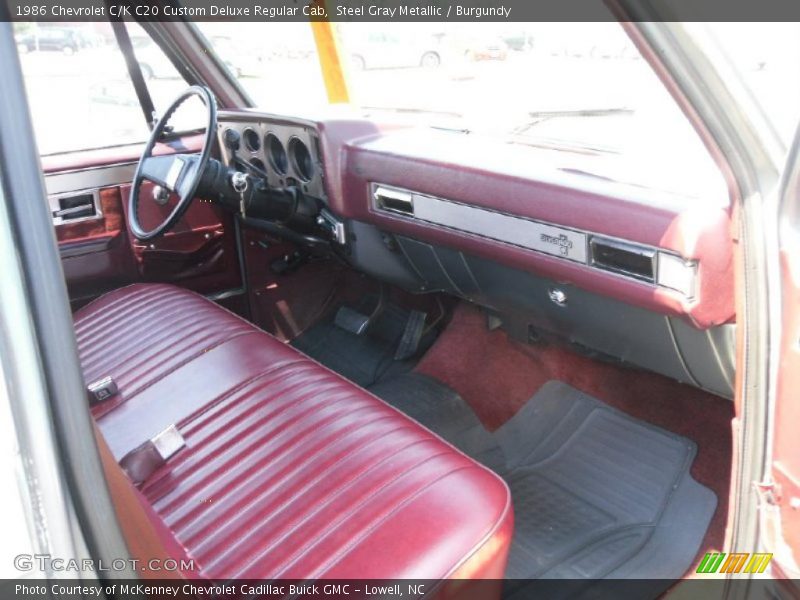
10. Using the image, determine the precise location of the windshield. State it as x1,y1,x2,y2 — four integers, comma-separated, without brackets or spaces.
197,21,728,199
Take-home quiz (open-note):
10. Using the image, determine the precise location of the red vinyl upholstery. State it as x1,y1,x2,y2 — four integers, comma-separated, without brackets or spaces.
74,284,513,581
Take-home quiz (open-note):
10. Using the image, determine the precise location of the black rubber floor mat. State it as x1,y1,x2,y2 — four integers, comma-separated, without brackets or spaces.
291,299,434,387
370,373,504,469
372,377,716,594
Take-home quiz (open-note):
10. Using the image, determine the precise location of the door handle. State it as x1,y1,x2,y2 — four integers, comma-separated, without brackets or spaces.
53,204,94,219
51,191,99,223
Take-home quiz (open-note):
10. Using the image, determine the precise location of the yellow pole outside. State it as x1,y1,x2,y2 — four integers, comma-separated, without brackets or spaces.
309,1,351,104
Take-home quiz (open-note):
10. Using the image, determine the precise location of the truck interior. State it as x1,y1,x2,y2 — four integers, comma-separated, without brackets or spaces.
8,14,784,597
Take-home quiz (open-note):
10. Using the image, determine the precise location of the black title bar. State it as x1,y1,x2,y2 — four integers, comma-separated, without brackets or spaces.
4,0,800,22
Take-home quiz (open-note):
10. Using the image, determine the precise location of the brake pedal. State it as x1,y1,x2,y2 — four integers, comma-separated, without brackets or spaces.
334,306,372,335
395,310,427,361
334,284,388,336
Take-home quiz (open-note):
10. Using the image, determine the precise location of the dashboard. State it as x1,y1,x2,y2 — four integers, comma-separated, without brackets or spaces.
217,110,736,398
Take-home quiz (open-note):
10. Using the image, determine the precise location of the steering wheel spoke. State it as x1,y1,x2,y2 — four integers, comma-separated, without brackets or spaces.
174,155,201,198
141,153,200,194
141,155,180,190
128,86,217,241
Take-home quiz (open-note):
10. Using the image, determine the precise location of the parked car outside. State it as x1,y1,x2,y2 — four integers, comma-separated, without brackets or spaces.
17,27,87,55
344,30,445,70
501,30,534,51
465,36,510,61
210,35,267,78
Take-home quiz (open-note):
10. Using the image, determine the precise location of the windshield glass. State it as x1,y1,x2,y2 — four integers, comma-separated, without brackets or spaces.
196,22,327,115
198,21,727,199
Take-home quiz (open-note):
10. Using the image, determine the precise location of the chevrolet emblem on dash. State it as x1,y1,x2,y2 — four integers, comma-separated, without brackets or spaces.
540,233,575,256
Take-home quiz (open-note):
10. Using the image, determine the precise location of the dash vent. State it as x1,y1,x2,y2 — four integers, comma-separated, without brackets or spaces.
590,237,655,282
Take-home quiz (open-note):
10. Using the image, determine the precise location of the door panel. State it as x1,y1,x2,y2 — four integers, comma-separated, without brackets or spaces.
771,249,800,572
41,134,205,175
47,139,241,307
56,186,138,308
772,135,800,575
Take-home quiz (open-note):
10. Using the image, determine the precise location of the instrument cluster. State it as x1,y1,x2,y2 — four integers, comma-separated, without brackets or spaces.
217,113,326,202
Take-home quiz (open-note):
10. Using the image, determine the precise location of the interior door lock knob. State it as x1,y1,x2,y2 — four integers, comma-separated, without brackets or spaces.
548,287,568,307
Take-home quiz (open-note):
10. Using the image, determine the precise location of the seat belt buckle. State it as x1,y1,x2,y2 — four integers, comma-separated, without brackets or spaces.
87,376,118,405
151,425,186,462
120,425,186,486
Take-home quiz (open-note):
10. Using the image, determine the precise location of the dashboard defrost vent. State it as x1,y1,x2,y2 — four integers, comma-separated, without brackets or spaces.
373,186,414,216
590,237,655,282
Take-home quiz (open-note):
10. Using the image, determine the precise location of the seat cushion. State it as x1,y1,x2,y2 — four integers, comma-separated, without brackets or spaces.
75,284,256,419
74,284,513,580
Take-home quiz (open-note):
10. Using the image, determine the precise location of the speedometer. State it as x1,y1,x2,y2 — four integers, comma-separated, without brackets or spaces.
289,137,314,182
265,133,288,175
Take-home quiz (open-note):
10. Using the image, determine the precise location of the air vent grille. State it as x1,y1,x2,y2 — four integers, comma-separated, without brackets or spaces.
590,237,655,282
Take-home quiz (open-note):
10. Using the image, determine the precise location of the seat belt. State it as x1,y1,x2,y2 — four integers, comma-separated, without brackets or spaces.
119,424,186,486
109,18,158,129
94,424,194,579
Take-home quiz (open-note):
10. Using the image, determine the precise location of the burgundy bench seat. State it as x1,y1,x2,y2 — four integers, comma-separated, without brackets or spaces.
75,284,512,581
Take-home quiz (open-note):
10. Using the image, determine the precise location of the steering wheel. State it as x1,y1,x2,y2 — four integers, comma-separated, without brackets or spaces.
128,86,217,241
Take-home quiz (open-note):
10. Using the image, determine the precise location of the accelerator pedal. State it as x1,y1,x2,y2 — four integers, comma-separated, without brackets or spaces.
394,310,427,361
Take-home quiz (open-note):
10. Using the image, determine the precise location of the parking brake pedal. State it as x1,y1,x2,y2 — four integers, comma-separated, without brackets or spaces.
395,310,427,361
